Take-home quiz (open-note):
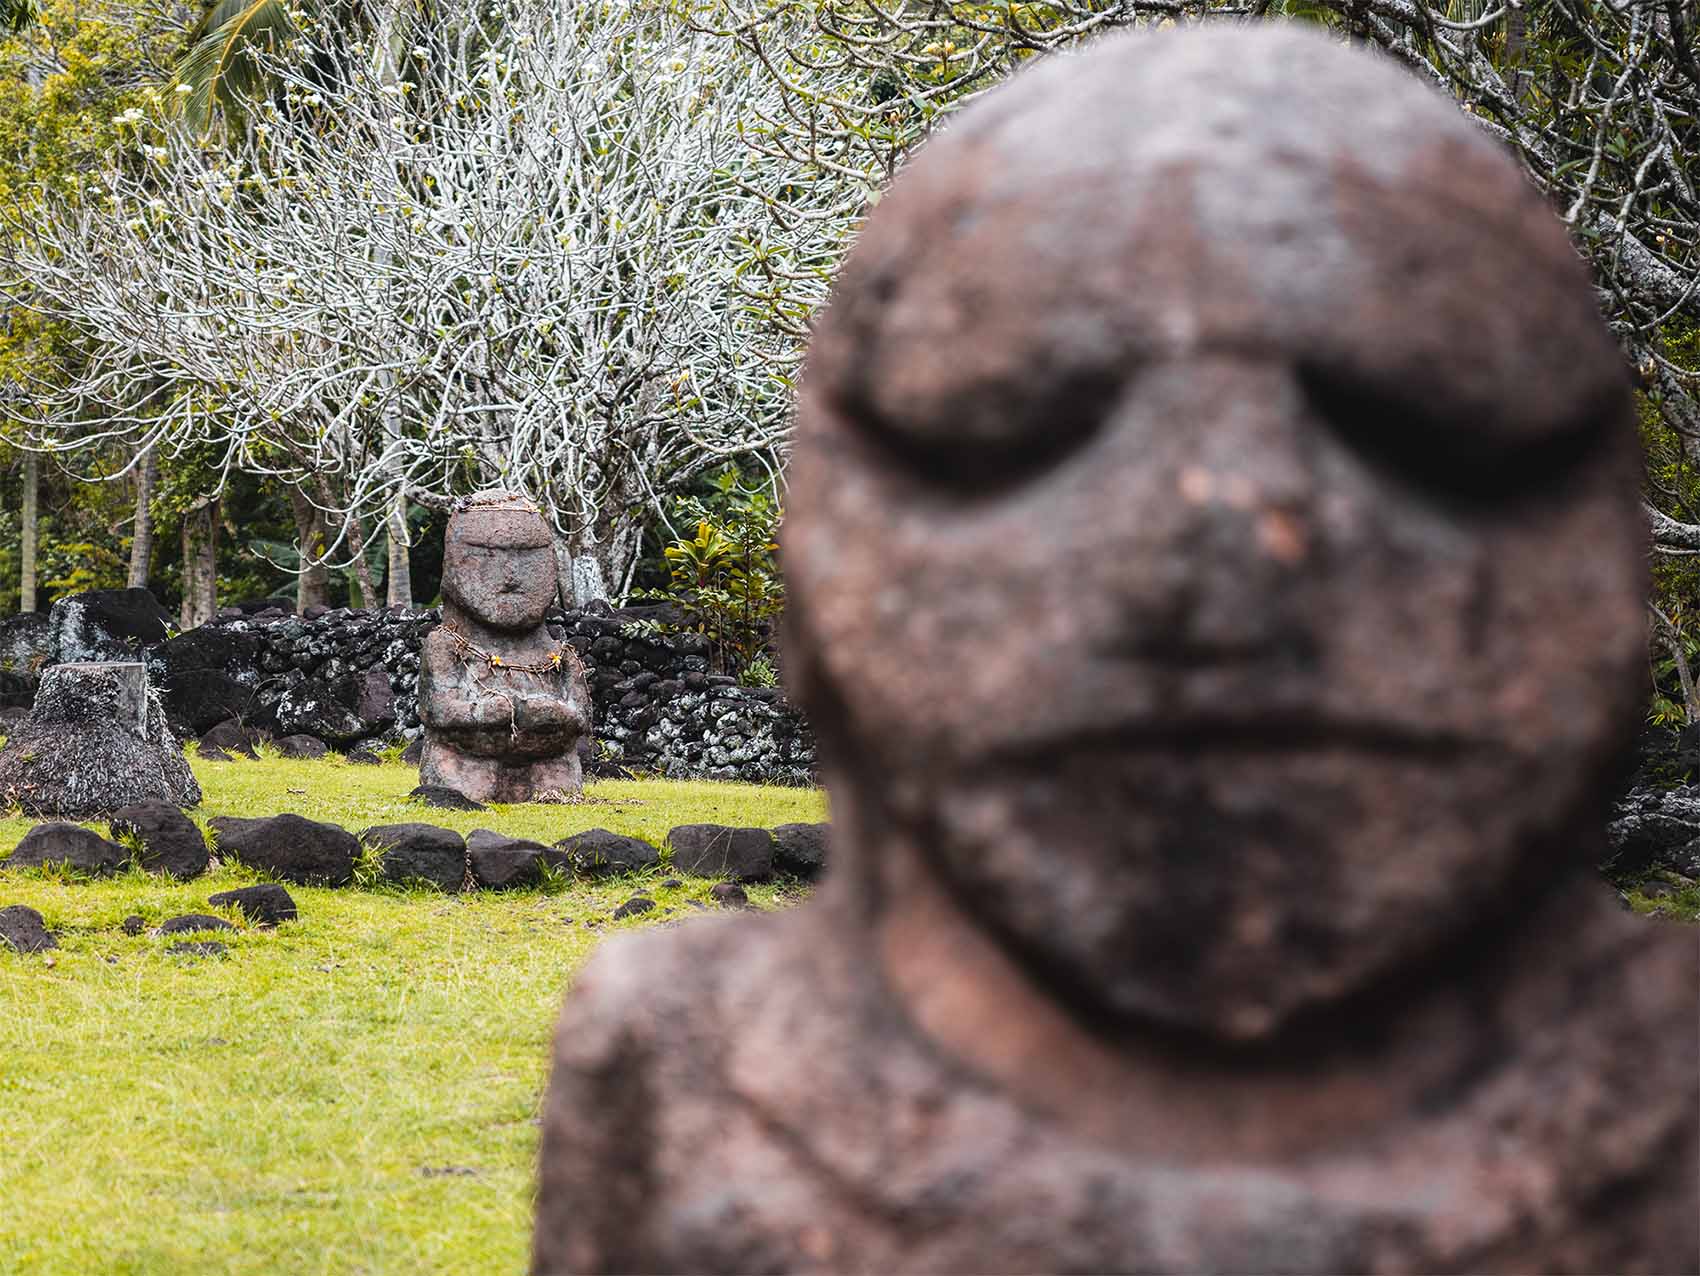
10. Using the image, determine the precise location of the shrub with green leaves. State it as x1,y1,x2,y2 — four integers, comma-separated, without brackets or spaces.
641,467,784,680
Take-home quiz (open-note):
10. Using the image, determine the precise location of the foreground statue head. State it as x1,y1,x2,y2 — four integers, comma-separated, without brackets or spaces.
417,491,590,802
788,30,1652,1041
534,26,1697,1273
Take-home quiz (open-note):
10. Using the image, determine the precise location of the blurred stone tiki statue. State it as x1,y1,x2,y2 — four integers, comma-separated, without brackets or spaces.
533,27,1697,1275
418,491,591,803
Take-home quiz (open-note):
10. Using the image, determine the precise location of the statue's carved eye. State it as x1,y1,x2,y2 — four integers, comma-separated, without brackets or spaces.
840,351,1125,490
819,243,1134,491
1297,359,1617,504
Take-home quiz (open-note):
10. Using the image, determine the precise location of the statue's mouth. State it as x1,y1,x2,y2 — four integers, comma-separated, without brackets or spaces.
981,715,1479,766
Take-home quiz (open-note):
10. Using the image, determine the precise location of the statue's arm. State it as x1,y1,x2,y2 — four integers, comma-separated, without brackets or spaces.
513,666,592,736
418,632,506,729
531,949,660,1274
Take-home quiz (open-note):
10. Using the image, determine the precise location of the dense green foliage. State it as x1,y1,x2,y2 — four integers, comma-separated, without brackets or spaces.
1640,321,1700,722
638,467,785,681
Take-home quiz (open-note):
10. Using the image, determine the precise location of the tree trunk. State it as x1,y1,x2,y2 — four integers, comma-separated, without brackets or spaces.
347,510,379,610
554,516,644,608
1651,603,1700,723
1504,0,1531,105
369,21,413,612
289,486,330,611
385,492,412,608
555,536,608,608
19,450,38,614
180,496,219,629
127,445,157,590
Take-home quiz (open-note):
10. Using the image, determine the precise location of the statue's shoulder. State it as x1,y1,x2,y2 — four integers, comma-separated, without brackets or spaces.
534,909,833,1273
418,625,459,669
550,908,801,1061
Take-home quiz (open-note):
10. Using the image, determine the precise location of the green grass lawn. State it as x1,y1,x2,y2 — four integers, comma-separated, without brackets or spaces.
1619,873,1700,923
0,755,827,1275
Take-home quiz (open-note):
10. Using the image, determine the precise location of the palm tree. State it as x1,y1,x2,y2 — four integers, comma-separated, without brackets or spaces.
173,0,427,132
172,0,303,130
1,0,36,32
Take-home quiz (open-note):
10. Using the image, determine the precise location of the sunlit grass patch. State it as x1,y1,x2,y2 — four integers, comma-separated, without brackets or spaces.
0,758,824,1274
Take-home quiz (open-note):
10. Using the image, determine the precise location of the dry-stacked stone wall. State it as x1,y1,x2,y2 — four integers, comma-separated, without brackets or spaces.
565,610,813,784
98,599,817,785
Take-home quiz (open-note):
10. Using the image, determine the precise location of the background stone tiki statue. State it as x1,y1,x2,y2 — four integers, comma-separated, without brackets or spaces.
533,27,1698,1275
417,491,591,803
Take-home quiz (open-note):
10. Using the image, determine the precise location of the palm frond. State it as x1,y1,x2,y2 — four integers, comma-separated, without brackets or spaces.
171,0,300,131
1,0,39,34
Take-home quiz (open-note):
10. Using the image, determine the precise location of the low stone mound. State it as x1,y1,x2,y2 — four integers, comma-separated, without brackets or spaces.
771,823,829,880
410,784,488,812
199,720,260,760
667,824,775,882
346,741,386,766
155,913,237,936
0,662,200,817
207,883,297,926
274,735,328,760
209,813,357,886
554,828,660,878
467,829,557,889
5,822,128,875
110,801,209,879
612,895,655,920
362,823,466,893
0,904,56,953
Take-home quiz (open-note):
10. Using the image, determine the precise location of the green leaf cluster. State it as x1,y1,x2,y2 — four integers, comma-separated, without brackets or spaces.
643,465,785,681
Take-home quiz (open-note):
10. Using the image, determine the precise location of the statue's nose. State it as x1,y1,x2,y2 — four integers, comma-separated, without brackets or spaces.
1100,358,1319,664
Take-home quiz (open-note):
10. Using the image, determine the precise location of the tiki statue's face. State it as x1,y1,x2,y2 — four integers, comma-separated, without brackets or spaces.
784,28,1645,1040
443,494,558,632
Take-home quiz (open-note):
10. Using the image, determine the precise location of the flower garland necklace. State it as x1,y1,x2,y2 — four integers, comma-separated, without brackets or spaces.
444,620,577,676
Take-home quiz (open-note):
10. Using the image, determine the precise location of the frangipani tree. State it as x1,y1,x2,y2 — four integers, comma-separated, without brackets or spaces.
2,0,847,603
703,0,1700,544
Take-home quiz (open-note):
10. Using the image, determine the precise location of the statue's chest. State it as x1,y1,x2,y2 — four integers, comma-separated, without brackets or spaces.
648,1032,1679,1275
